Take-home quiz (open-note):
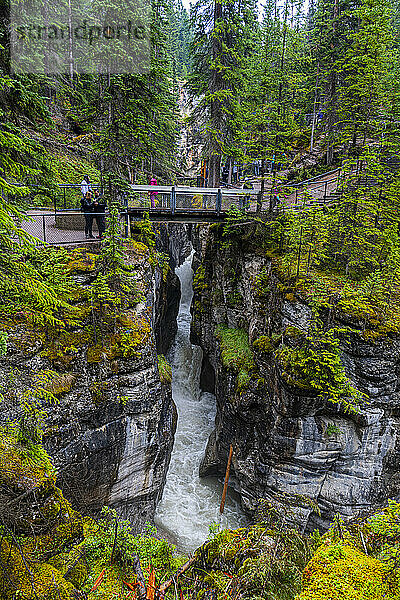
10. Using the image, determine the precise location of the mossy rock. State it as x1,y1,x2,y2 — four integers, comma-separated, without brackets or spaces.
67,249,98,273
0,435,86,599
48,551,88,589
87,317,151,363
41,372,76,397
0,540,77,600
90,380,110,405
127,239,149,256
0,429,55,492
284,326,304,339
253,335,274,353
297,541,400,600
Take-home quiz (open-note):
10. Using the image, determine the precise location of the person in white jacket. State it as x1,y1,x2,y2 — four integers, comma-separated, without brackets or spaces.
81,175,91,198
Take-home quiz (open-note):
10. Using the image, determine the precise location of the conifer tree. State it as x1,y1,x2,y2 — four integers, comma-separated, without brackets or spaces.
189,0,258,186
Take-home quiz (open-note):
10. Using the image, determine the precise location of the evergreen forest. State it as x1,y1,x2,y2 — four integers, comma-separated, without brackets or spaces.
1,0,400,598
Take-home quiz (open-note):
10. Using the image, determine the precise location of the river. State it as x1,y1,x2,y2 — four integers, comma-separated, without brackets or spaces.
155,252,246,553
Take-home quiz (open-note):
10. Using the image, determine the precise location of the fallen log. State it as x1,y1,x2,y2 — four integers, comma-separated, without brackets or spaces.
220,444,233,514
157,555,197,599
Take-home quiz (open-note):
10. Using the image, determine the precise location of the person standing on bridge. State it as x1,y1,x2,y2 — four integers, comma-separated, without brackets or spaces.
149,176,158,208
81,191,94,239
92,189,106,240
81,175,92,198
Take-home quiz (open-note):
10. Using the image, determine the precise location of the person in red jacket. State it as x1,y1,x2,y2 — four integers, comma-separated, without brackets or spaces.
149,177,158,208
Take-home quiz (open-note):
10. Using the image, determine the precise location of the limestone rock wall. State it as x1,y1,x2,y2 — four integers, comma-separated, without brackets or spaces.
191,223,400,531
0,242,179,530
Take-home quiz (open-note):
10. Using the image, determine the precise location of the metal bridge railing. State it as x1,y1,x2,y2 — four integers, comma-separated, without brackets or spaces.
128,185,258,213
23,210,129,245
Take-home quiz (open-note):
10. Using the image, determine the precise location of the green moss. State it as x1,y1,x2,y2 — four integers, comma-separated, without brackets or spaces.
90,380,110,405
157,355,172,384
0,435,86,600
285,326,304,339
298,542,400,600
215,325,255,393
48,552,88,589
237,368,251,390
215,325,255,373
127,239,149,256
40,329,91,365
325,423,342,437
67,249,98,273
253,335,274,353
272,255,400,337
275,326,365,413
87,317,151,363
40,372,76,396
253,267,270,297
0,541,76,600
0,427,56,489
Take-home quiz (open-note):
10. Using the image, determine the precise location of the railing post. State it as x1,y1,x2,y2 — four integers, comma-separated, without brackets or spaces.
216,189,222,214
256,190,262,213
124,193,129,238
324,180,328,202
63,187,66,209
42,214,47,243
171,186,176,215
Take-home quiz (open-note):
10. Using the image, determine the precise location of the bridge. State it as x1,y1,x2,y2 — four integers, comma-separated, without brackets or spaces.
126,169,342,220
24,169,343,244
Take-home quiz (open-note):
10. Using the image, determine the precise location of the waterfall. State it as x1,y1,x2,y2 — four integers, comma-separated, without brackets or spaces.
155,252,246,553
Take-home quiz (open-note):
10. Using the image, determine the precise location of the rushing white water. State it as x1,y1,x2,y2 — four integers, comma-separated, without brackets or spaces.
155,253,246,553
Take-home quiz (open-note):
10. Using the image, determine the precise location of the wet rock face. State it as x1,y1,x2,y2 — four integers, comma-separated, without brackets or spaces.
155,268,181,355
0,245,177,531
192,224,400,531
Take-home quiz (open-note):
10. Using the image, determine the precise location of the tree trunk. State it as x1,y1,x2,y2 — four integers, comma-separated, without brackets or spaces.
209,155,221,188
209,0,223,186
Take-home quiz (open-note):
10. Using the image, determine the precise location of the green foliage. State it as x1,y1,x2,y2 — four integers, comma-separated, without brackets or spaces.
253,268,270,298
189,0,257,182
133,212,156,249
0,424,56,483
215,325,255,373
253,334,281,354
149,251,170,282
0,243,82,329
215,325,255,393
90,200,142,328
222,207,253,248
275,320,365,413
325,423,342,437
157,354,172,384
184,503,312,600
83,507,185,592
0,332,7,356
298,502,400,600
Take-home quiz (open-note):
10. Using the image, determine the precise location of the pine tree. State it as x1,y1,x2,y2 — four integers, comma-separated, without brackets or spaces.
189,0,258,186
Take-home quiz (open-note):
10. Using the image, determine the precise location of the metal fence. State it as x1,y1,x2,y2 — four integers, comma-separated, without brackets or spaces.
23,211,130,245
128,184,260,213
21,172,347,246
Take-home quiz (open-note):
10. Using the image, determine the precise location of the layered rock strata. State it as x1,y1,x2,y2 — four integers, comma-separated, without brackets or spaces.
191,223,400,531
0,242,179,530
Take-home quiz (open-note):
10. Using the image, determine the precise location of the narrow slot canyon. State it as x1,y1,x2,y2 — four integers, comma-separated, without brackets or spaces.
155,251,246,552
